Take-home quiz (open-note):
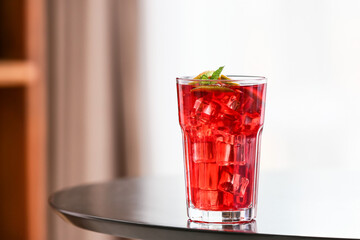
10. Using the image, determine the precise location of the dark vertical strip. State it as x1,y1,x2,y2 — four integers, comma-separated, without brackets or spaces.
0,88,27,240
0,0,25,59
108,0,127,178
45,0,56,239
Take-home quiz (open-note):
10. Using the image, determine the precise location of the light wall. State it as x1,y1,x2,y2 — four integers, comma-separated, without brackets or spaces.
137,0,360,176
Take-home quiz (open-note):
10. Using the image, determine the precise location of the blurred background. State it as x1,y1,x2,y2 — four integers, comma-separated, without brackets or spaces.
0,0,360,240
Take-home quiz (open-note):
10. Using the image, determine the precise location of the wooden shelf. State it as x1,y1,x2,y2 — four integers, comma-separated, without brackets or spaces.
0,0,46,239
0,61,36,87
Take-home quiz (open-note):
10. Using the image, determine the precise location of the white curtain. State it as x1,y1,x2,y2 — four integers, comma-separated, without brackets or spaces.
138,0,360,175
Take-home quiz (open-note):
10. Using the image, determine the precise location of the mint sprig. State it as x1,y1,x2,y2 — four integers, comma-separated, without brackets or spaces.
210,66,224,79
191,85,234,92
198,74,210,85
200,74,209,79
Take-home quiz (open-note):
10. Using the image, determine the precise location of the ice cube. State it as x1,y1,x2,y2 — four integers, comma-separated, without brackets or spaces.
234,135,248,165
244,137,256,163
196,190,219,209
232,120,243,133
195,125,212,138
244,115,253,125
218,181,233,193
230,171,249,206
198,163,219,190
192,98,221,123
215,141,232,165
235,176,250,206
226,95,241,111
239,177,249,197
213,100,241,130
221,191,234,207
190,98,206,126
232,114,260,135
218,170,231,186
218,166,233,192
192,142,214,163
192,98,205,115
241,97,254,112
234,144,246,166
214,131,235,165
215,114,238,132
218,166,249,197
214,130,235,144
252,116,260,126
220,89,243,110
244,112,261,132
200,101,220,122
191,98,217,123
232,173,242,192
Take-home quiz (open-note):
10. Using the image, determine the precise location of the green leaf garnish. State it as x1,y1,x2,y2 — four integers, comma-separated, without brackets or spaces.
191,85,233,92
210,66,224,80
198,74,211,85
192,66,229,86
199,81,212,85
200,74,209,79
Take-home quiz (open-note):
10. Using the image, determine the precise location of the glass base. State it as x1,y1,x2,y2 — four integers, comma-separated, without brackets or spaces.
187,219,257,232
187,206,255,223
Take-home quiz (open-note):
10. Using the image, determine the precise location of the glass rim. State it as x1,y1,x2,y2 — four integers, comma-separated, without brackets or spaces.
176,75,267,84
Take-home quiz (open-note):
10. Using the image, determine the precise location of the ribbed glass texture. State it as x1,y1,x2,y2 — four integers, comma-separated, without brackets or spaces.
177,76,267,223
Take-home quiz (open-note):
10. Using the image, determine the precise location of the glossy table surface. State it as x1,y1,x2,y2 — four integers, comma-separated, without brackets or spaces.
49,170,360,240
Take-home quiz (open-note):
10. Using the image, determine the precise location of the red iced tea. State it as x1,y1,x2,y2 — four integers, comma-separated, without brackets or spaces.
177,79,266,213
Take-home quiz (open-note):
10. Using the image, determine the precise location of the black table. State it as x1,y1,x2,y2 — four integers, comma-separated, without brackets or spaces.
49,170,360,240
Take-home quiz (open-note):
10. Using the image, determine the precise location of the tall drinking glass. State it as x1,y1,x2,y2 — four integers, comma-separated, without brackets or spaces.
177,76,267,223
